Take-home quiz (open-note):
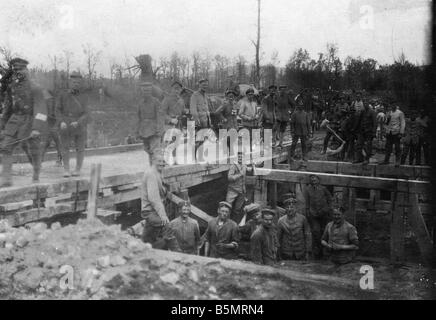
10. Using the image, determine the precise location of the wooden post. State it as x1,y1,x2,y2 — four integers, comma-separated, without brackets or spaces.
87,163,102,219
390,192,405,263
408,193,433,263
254,178,268,206
271,182,278,209
348,188,356,225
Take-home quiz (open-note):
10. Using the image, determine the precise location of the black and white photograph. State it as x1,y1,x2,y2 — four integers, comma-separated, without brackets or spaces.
0,0,435,305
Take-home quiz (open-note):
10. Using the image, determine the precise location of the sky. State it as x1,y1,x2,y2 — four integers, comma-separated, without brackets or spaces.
0,0,432,76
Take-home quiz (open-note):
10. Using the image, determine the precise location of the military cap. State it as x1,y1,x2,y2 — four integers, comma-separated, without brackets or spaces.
283,197,297,205
218,201,232,210
245,88,254,95
139,81,153,87
268,84,278,90
10,58,29,67
261,208,276,216
70,71,83,79
225,89,236,96
171,80,183,88
198,78,209,84
244,203,261,214
178,200,191,209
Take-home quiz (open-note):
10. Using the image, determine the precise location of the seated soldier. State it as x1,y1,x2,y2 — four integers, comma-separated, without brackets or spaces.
321,207,359,265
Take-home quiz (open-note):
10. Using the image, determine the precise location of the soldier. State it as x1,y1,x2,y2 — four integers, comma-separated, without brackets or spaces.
226,151,247,224
380,104,405,166
250,208,279,266
179,87,193,130
136,81,164,165
141,153,181,252
238,88,259,135
353,102,377,165
277,198,312,261
239,203,262,241
275,85,293,147
401,110,421,165
204,201,240,260
289,102,312,161
190,79,211,130
321,207,359,265
41,89,62,166
161,81,184,132
168,201,201,255
56,71,89,177
218,90,238,131
0,58,48,187
304,175,332,259
260,84,277,131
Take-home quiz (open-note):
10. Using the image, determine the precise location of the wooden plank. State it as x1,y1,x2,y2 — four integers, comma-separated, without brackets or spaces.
348,188,356,226
408,194,433,263
255,168,429,194
274,161,431,179
87,163,102,219
390,192,405,263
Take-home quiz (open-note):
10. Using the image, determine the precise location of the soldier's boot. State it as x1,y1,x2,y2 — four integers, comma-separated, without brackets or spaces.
0,154,13,188
32,167,41,183
72,149,85,177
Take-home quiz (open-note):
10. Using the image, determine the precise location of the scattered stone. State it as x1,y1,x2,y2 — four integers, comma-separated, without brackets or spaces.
30,223,47,234
208,286,217,294
51,222,62,231
160,272,180,285
0,220,11,233
127,240,143,251
16,236,29,248
143,243,153,250
97,256,111,269
188,269,199,283
5,242,14,250
110,255,126,267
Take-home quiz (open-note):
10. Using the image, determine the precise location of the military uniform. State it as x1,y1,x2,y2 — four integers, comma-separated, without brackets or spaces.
354,107,377,163
261,94,276,130
41,90,62,164
56,82,89,175
0,58,48,186
277,213,312,260
137,90,164,161
190,90,211,129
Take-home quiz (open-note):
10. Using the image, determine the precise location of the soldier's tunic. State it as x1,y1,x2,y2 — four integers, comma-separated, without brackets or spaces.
42,90,62,162
190,90,211,129
0,74,48,183
168,216,200,254
277,214,312,260
276,93,293,132
56,89,89,171
136,96,164,160
204,217,240,259
141,167,181,251
250,225,278,266
322,220,359,264
261,94,276,129
161,93,184,131
226,162,247,223
354,108,377,162
219,99,238,130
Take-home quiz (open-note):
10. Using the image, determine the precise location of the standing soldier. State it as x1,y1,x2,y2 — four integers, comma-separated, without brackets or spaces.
277,198,312,261
275,85,293,147
238,88,259,136
190,79,211,130
260,84,277,132
136,81,164,165
353,102,377,165
289,102,312,162
57,71,89,177
226,151,247,224
41,89,62,166
304,175,332,259
219,90,239,131
250,208,279,266
380,104,405,166
161,81,184,132
0,58,48,187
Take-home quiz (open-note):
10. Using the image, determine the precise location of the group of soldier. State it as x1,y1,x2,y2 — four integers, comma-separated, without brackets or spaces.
0,58,89,187
139,150,359,266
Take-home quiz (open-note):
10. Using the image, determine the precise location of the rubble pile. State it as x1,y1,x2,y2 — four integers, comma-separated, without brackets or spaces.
0,219,433,300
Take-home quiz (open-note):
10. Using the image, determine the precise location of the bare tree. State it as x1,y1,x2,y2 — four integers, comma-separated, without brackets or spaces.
82,43,102,88
250,0,261,88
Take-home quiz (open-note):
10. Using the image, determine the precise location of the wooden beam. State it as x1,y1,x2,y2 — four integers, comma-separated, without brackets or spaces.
408,194,433,263
87,163,102,219
255,168,429,194
390,192,405,263
274,161,431,180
